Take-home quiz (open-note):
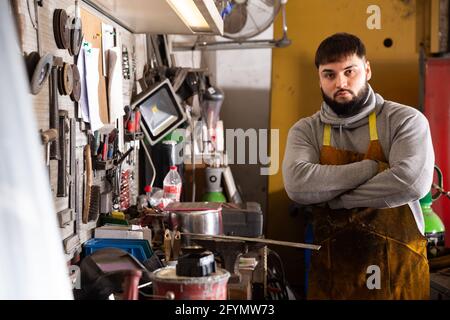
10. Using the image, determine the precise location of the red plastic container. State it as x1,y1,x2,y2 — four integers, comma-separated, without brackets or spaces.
151,267,230,300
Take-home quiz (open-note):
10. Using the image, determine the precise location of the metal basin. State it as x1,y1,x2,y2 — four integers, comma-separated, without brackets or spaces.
172,209,223,247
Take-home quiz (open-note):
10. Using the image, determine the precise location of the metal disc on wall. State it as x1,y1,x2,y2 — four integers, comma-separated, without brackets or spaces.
25,52,53,95
70,64,81,102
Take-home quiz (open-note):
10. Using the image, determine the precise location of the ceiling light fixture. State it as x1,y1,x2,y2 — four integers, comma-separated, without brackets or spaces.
167,0,223,34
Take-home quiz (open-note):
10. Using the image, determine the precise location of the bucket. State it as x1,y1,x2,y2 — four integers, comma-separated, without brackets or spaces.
151,266,230,300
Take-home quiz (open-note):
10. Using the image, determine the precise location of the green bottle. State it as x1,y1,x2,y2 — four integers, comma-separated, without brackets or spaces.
420,165,446,256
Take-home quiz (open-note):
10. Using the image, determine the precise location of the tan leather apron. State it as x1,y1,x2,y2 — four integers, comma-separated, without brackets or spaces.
308,112,429,300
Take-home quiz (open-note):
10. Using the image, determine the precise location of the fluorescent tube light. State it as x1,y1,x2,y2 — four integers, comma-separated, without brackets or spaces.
166,0,211,32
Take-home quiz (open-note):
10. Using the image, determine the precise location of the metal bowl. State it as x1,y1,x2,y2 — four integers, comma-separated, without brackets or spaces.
175,209,222,234
172,209,223,246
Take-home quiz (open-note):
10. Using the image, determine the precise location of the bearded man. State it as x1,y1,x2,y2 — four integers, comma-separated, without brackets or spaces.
282,32,434,300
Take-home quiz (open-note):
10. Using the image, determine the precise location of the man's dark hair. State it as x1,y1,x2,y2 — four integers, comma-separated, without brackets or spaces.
314,33,366,68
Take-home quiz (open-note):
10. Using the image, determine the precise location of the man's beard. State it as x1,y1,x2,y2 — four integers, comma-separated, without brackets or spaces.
322,83,370,117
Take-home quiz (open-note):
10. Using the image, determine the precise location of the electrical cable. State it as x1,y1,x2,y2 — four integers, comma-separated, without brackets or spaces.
141,138,156,188
266,248,289,300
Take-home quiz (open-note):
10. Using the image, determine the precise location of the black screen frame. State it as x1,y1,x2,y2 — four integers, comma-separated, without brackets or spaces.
131,79,186,145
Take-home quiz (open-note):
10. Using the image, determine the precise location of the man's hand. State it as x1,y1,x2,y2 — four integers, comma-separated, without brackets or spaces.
377,161,389,173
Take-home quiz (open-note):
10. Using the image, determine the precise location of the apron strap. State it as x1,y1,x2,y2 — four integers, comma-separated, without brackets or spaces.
369,111,378,141
323,124,331,146
322,111,378,146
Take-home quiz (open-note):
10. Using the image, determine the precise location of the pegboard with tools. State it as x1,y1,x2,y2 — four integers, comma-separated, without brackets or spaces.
13,0,146,261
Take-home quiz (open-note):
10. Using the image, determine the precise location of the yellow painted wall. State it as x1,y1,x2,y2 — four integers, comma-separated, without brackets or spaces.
268,0,421,288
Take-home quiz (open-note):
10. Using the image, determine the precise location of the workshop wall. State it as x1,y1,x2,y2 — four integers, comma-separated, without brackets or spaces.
268,0,423,290
17,0,143,261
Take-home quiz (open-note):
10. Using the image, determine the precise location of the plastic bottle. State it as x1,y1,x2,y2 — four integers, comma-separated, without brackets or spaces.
163,166,182,202
144,185,164,208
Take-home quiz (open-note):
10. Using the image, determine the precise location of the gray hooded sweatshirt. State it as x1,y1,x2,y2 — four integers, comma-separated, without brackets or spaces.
282,85,435,234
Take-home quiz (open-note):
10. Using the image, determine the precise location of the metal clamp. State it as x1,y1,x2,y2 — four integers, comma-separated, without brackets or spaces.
432,183,450,200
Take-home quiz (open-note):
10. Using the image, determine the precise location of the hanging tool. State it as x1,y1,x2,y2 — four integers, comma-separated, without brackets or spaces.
70,0,83,56
70,64,81,102
114,147,133,166
40,128,57,166
83,140,93,224
25,0,52,95
88,185,101,222
102,134,109,161
119,169,131,210
49,62,60,160
57,208,74,228
69,119,76,209
106,130,117,160
57,110,69,197
26,52,53,95
112,163,121,210
53,2,83,56
75,159,80,215
57,62,74,96
53,8,70,51
63,234,80,254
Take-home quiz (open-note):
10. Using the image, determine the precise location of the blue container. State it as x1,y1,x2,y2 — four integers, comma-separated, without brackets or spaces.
83,238,153,262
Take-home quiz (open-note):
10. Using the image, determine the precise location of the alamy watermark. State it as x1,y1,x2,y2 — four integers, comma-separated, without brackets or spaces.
169,121,280,176
367,5,381,30
366,265,381,290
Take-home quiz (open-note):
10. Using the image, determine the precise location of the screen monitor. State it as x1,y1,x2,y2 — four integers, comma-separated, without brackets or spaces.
131,79,186,145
